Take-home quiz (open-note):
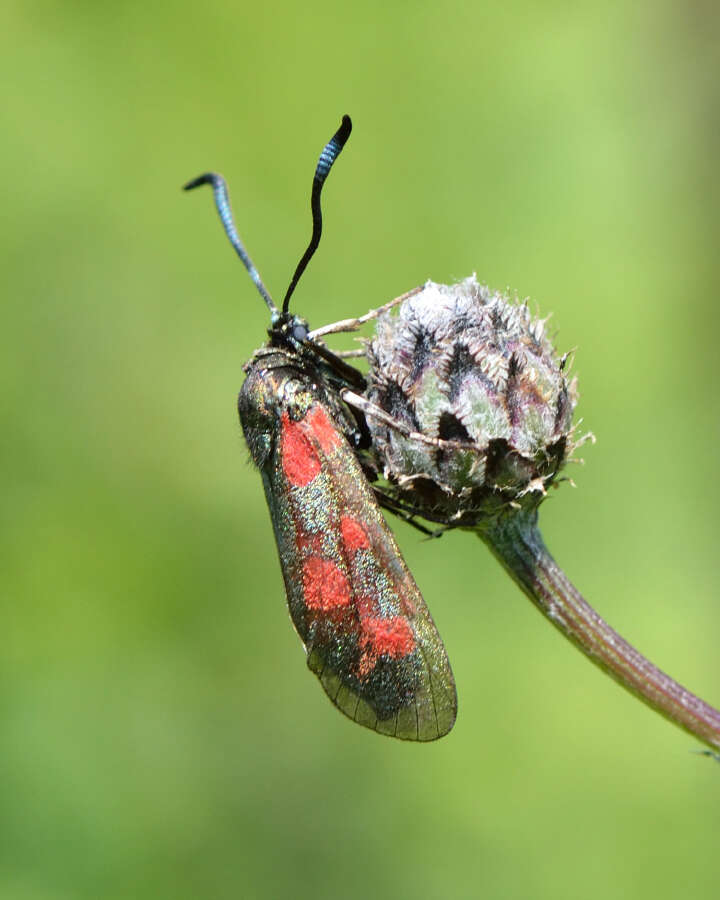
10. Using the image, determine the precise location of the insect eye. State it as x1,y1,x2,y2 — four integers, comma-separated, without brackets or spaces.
292,322,309,343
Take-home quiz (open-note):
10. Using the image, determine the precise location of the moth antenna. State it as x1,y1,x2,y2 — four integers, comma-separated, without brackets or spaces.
282,114,352,315
183,172,278,316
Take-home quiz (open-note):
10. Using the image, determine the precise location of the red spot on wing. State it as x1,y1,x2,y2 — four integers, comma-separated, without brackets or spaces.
303,556,352,612
306,406,341,453
282,413,321,486
341,516,370,553
356,616,416,678
364,616,415,657
356,651,376,679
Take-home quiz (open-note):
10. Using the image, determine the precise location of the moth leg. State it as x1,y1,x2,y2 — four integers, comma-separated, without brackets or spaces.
308,285,424,339
342,390,478,455
332,348,367,359
374,488,446,540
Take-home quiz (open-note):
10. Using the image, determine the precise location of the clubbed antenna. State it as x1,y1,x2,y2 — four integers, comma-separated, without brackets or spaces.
183,172,278,316
282,114,353,315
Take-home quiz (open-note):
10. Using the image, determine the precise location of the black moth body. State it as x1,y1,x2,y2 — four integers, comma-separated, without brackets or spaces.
185,117,457,740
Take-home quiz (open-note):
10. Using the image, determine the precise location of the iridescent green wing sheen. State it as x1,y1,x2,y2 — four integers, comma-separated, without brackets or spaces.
261,399,457,741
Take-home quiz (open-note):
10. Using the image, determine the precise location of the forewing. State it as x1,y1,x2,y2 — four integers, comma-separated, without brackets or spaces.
262,401,457,741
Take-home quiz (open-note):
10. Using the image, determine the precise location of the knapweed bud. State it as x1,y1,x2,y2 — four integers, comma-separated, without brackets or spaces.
364,276,579,527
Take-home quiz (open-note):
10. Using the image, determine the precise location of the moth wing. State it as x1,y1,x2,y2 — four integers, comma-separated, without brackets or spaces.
265,402,456,741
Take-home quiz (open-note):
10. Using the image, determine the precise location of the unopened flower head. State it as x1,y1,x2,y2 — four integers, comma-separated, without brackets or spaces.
364,276,580,528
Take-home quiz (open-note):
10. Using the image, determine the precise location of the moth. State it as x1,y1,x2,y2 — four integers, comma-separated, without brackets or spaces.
184,116,456,740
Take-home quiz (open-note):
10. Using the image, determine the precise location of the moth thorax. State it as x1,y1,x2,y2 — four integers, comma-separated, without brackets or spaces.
364,276,579,528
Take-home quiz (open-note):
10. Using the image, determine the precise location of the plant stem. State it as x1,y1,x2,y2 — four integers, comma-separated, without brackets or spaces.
480,508,720,752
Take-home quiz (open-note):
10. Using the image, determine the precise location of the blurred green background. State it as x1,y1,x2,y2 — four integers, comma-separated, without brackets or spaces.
3,1,719,898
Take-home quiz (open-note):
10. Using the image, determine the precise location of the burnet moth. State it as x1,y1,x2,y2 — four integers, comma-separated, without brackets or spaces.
184,116,456,740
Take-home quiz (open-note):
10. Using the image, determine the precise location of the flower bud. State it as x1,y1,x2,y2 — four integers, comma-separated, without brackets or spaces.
364,276,580,527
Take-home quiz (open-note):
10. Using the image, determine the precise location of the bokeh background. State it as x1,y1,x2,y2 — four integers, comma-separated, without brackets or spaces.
3,1,719,898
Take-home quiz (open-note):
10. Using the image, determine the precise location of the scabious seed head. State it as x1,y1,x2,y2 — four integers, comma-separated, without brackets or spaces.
364,276,580,528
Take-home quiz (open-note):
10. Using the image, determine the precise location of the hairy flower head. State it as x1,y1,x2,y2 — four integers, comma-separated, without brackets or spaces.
364,276,582,527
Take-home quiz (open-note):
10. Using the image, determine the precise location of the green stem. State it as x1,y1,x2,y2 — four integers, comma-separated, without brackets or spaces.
481,509,720,752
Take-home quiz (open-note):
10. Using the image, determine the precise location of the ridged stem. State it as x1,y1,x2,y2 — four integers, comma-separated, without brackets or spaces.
480,509,720,752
